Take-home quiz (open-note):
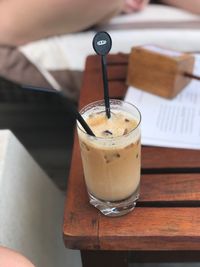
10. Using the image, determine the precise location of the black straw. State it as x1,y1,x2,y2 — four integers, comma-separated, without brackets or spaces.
101,55,111,118
92,31,112,119
21,85,95,136
184,72,200,81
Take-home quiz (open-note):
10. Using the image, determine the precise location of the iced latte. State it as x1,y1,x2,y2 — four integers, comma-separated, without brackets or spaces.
77,99,141,216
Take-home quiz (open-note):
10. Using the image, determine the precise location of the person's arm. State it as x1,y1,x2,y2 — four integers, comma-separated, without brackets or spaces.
0,247,35,267
122,0,150,13
0,0,123,46
161,0,200,15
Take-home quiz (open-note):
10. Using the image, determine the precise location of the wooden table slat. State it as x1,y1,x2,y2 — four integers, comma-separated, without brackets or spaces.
99,207,200,250
140,173,200,203
142,146,200,169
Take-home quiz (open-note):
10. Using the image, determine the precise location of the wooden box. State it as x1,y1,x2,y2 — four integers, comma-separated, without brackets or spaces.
127,45,195,98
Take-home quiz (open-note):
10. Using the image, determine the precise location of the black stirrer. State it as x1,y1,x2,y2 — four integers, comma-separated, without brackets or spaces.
93,31,112,119
21,84,95,136
183,72,200,81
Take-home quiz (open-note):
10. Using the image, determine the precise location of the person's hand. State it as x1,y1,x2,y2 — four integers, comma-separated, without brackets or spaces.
122,0,150,13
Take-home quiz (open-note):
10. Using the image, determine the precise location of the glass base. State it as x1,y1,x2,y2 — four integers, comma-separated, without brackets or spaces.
88,187,140,217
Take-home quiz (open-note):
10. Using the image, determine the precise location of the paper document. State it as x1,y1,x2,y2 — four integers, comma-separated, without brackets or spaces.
125,55,200,149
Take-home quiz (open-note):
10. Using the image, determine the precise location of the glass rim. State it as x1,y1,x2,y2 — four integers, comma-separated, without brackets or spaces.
77,99,141,140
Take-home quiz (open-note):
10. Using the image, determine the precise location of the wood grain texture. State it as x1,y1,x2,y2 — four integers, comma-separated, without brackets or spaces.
142,146,200,169
127,47,194,98
99,207,200,250
140,173,200,203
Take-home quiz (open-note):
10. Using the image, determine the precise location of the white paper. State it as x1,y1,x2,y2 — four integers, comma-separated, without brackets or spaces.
125,55,200,149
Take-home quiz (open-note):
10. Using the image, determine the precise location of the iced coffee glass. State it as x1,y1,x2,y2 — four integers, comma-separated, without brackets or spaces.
77,99,141,217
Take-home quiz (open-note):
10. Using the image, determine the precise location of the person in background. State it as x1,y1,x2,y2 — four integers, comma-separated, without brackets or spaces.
122,0,150,13
125,0,200,15
0,247,35,267
0,0,199,46
160,0,200,15
0,0,149,46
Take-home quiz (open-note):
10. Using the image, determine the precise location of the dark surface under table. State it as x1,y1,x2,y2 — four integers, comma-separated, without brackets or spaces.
63,54,200,267
0,76,76,190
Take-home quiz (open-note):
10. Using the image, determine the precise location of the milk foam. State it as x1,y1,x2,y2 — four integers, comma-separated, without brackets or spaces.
86,111,137,138
78,109,140,148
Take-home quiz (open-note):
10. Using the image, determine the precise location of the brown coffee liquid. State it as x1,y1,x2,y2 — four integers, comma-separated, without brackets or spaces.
78,111,141,201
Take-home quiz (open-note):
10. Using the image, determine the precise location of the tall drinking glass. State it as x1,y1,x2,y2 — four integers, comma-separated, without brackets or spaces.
77,99,141,217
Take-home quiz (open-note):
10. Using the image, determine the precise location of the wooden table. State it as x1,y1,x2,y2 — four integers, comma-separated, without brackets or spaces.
63,53,200,267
